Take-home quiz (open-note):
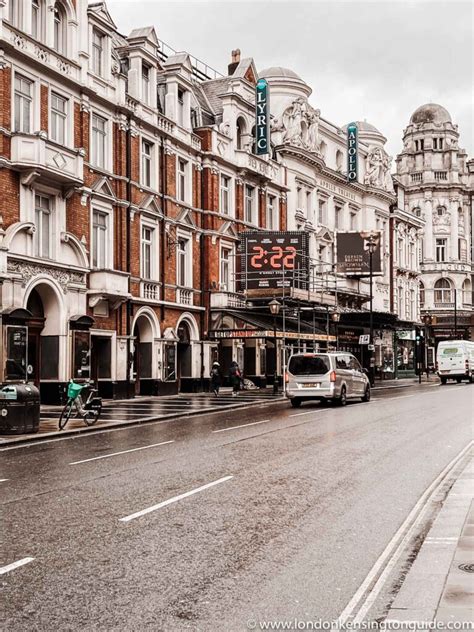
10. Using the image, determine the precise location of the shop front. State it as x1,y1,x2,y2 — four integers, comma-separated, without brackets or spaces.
395,329,416,377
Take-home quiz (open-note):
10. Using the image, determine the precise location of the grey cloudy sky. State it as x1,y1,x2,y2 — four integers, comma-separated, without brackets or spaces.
108,0,473,159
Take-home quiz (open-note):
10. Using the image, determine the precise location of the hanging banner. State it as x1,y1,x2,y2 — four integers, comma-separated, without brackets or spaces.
255,78,270,155
336,231,383,275
347,122,358,182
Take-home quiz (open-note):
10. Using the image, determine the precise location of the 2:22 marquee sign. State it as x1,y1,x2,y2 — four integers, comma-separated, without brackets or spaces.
239,231,309,290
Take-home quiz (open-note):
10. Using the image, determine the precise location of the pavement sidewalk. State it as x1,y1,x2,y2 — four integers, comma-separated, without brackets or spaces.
386,453,474,624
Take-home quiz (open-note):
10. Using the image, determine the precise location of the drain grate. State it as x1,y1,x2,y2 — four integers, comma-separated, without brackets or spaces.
458,563,474,573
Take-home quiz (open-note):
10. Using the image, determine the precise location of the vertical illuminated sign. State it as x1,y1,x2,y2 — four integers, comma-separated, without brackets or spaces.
347,122,358,182
255,78,270,156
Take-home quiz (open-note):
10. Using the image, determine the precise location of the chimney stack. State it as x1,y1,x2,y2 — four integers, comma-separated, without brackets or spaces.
228,49,241,75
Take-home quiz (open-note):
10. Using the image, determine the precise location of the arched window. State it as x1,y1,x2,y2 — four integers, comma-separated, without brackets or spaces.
319,140,327,159
336,149,343,171
53,2,66,54
462,279,472,306
236,116,247,150
419,281,425,308
434,278,453,304
31,0,44,39
413,206,421,217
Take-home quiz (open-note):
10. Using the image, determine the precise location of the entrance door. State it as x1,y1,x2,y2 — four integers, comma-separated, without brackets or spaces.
177,322,192,390
27,329,41,386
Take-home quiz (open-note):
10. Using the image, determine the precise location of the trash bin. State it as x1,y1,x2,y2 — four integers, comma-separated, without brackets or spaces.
0,383,41,434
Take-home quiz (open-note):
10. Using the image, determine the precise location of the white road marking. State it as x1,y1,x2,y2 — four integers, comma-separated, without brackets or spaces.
0,557,35,576
337,439,473,626
69,440,174,465
120,475,233,522
212,419,271,433
290,409,331,418
0,478,9,482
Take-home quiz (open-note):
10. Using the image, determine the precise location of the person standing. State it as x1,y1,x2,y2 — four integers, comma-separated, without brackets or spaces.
229,361,242,397
210,361,222,397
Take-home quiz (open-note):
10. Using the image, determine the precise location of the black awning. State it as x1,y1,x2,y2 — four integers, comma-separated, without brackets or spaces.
70,314,95,330
1,307,33,323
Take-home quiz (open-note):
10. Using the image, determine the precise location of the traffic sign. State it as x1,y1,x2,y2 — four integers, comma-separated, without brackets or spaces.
359,335,370,344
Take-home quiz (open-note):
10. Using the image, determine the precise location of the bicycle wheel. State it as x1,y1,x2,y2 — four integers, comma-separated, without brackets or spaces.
84,398,102,426
58,400,74,430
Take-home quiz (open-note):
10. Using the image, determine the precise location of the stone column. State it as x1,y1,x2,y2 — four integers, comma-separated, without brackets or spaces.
423,192,434,260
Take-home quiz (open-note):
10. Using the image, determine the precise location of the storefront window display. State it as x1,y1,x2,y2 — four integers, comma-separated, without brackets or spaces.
375,330,394,376
396,330,416,374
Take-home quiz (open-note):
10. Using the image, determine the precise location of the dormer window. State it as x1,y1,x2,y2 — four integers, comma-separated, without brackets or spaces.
142,63,150,105
177,88,184,127
53,3,66,54
92,28,104,76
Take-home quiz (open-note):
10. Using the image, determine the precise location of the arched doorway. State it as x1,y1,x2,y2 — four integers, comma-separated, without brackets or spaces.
132,314,154,395
25,283,62,388
177,320,192,386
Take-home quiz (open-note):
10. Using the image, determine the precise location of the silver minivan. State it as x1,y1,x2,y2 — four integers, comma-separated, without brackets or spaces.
285,352,370,408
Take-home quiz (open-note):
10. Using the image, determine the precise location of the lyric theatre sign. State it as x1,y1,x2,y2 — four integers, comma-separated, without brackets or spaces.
255,78,270,156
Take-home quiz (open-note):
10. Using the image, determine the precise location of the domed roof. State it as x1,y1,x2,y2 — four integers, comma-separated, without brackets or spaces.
342,120,382,134
410,103,452,125
258,66,302,81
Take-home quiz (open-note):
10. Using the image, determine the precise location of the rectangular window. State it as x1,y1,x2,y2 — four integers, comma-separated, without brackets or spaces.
306,191,312,217
220,175,230,215
177,237,189,287
439,138,443,149
220,247,231,290
177,158,187,202
50,93,67,145
415,140,419,151
34,194,51,258
91,114,107,168
266,195,277,230
318,199,326,225
141,226,154,280
335,205,342,229
141,140,153,188
245,185,255,224
142,64,150,105
458,238,467,262
436,238,447,262
433,138,437,150
92,29,104,76
420,139,424,150
32,0,40,38
177,88,184,127
398,239,404,266
92,210,108,269
350,211,358,230
14,75,33,133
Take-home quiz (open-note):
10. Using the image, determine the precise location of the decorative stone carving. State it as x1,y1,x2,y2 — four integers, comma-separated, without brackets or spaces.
12,33,27,50
364,146,394,192
271,98,322,154
56,58,70,75
432,208,451,232
34,46,49,63
218,120,232,138
7,260,85,292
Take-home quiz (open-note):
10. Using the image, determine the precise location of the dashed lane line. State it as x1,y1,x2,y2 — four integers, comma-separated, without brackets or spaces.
119,475,233,523
212,419,271,433
0,557,35,576
69,440,175,465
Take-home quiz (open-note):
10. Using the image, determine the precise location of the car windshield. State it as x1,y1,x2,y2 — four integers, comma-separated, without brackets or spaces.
288,355,330,376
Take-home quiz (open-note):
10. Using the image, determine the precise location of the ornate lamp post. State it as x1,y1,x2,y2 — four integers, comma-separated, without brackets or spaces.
269,299,281,394
361,231,380,386
331,310,341,350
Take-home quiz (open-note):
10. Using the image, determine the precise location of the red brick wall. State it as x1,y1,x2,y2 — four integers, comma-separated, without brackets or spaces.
0,170,20,226
0,66,12,159
66,193,90,247
279,197,287,231
259,190,266,228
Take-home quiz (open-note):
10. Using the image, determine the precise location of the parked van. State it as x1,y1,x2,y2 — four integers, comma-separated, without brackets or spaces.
436,340,474,384
285,352,370,408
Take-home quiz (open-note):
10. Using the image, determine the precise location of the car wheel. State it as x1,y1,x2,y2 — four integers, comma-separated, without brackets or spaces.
456,377,462,384
361,385,371,402
440,377,447,385
290,398,302,408
338,386,347,406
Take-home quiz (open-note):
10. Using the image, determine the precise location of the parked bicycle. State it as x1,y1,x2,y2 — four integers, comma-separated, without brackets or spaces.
58,380,102,430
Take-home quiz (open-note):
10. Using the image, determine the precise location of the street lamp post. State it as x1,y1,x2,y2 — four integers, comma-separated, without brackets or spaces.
269,299,281,395
331,310,340,351
361,232,380,387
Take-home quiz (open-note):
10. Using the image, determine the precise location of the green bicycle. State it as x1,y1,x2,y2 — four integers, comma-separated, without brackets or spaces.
58,380,102,430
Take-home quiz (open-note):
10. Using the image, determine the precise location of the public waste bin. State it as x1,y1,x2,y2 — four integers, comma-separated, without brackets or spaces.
0,384,41,434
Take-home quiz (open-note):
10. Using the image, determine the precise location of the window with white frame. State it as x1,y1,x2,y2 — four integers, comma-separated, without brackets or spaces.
410,289,416,320
8,0,21,27
318,199,326,224
220,174,231,215
458,238,467,262
53,2,66,54
141,140,153,188
50,93,67,144
335,204,342,229
397,238,404,267
397,285,403,316
31,0,44,39
434,278,453,304
91,113,107,169
435,238,447,262
14,75,33,133
349,210,358,230
92,28,104,76
34,194,52,258
306,191,312,218
177,236,191,287
177,158,187,203
220,246,232,291
245,185,256,224
266,195,278,230
142,63,151,105
92,209,108,269
141,225,155,280
419,282,425,308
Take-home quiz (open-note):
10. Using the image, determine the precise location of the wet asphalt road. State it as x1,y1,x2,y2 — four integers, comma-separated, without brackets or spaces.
1,382,473,631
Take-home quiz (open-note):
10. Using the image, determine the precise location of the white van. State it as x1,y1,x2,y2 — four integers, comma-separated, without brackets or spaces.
436,340,474,384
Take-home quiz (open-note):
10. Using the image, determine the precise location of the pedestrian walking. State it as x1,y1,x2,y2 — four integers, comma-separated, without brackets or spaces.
229,361,242,396
210,361,222,397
